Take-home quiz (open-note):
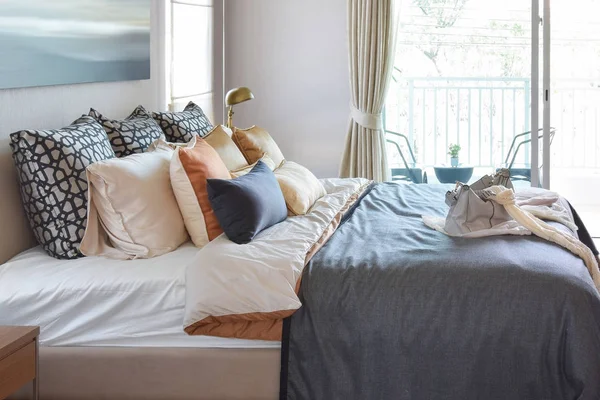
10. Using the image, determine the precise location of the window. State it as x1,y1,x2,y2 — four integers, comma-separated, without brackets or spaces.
165,0,215,120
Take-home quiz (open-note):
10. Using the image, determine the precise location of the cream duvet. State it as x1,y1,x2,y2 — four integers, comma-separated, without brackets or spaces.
183,178,371,340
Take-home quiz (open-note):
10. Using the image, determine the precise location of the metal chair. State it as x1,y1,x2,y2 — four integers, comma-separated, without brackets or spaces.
498,128,556,184
386,130,427,184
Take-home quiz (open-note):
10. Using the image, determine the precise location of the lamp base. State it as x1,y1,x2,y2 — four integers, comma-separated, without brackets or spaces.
227,106,234,128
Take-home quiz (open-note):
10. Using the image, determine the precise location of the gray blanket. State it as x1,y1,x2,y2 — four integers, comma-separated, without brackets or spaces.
280,183,600,400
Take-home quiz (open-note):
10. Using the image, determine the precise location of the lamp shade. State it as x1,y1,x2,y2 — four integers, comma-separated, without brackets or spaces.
225,87,254,106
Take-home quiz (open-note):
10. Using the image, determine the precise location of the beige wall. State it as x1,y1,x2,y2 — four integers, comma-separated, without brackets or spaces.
0,1,164,263
224,0,350,179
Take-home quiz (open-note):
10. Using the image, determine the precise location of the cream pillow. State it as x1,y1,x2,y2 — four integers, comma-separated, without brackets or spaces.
274,161,326,216
232,126,285,166
230,154,277,178
203,125,249,170
170,136,231,248
80,143,189,259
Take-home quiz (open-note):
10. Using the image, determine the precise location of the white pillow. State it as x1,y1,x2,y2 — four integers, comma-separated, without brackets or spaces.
80,143,189,259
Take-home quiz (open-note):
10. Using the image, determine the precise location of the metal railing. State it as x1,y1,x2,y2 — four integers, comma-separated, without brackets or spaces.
385,77,600,169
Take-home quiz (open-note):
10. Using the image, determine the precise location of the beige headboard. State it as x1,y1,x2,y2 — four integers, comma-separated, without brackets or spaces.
0,137,36,264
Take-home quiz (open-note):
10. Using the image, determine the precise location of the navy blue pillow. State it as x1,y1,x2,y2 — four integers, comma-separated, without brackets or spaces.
207,161,288,244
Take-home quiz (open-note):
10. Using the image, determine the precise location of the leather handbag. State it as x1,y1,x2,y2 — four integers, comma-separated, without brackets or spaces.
444,169,514,235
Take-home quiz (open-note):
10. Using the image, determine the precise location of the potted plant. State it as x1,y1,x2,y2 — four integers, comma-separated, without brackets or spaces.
448,144,461,167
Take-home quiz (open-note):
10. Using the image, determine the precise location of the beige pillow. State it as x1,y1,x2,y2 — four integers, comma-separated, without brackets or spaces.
80,143,189,259
230,154,277,178
274,161,326,216
203,125,249,170
147,139,187,152
232,126,285,166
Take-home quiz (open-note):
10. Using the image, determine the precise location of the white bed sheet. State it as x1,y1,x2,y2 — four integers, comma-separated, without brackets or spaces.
0,243,279,349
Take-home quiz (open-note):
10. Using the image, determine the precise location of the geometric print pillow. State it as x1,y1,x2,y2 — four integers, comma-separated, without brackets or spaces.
89,105,165,158
9,116,116,259
152,101,213,143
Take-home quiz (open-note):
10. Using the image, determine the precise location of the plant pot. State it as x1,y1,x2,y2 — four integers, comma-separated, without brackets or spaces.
450,157,459,167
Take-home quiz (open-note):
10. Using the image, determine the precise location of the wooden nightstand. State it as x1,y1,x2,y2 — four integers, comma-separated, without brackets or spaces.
0,326,39,400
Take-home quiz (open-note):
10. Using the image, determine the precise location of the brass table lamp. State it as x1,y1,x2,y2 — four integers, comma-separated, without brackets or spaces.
225,87,254,128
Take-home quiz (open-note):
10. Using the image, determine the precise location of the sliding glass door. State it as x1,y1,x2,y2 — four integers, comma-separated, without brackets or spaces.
386,0,597,238
386,0,536,185
543,0,600,236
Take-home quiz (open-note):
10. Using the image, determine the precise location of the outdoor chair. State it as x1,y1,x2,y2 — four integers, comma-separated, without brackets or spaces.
386,130,428,184
497,128,556,185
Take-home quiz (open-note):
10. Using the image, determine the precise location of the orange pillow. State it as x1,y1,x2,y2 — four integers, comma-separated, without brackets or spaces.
170,137,231,247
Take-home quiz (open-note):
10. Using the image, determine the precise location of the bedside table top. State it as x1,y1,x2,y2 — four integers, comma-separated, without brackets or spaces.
0,326,39,360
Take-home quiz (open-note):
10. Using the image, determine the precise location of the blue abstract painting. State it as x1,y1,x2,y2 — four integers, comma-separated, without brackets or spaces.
0,0,151,90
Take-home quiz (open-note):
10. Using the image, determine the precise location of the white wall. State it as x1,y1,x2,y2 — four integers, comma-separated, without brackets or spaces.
0,1,164,263
224,0,350,178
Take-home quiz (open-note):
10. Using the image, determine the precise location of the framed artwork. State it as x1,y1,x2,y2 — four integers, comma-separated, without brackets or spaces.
0,0,151,90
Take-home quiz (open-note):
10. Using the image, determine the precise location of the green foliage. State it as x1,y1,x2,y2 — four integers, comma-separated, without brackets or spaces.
402,0,531,78
448,143,461,158
411,0,470,75
413,0,469,28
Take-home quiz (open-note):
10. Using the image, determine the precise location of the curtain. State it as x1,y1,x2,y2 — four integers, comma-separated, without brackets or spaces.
340,0,400,182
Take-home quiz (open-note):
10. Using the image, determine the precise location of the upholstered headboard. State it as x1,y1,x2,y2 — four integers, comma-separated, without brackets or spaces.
0,137,36,264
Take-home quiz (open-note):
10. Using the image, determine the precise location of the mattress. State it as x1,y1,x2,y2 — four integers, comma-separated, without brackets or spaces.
0,243,279,349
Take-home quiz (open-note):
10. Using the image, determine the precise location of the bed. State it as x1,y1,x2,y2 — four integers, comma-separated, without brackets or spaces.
2,178,600,399
180,179,600,399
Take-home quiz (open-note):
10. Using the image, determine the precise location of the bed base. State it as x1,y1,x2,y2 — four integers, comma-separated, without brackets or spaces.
11,346,280,400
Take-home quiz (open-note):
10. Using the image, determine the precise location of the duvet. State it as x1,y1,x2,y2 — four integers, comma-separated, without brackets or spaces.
184,180,600,399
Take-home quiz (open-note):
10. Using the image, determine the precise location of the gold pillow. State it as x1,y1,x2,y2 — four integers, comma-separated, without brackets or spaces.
232,126,285,166
274,161,326,216
203,125,249,170
230,154,277,178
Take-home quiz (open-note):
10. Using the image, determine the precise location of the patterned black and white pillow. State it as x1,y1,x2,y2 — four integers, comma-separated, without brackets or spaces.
89,105,165,157
152,102,213,143
10,116,116,259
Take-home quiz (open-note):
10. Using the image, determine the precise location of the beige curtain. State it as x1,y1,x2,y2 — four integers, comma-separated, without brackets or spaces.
340,0,400,182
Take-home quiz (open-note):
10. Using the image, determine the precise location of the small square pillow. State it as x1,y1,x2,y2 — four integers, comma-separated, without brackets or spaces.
232,126,285,167
152,102,213,143
202,125,248,170
230,154,277,178
80,143,188,259
10,116,116,259
89,105,165,157
170,136,231,247
207,161,288,244
274,161,327,216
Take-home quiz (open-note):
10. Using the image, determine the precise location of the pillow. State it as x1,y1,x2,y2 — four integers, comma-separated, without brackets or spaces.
152,102,213,143
147,139,188,152
207,161,288,244
80,143,188,259
274,161,326,216
10,116,115,259
89,106,165,157
230,154,277,178
202,125,248,170
232,126,285,167
170,136,231,247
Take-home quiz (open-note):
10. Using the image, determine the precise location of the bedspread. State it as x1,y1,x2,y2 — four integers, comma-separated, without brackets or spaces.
280,183,600,400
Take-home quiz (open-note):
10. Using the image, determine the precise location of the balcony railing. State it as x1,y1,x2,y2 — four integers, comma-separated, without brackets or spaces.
384,77,600,169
